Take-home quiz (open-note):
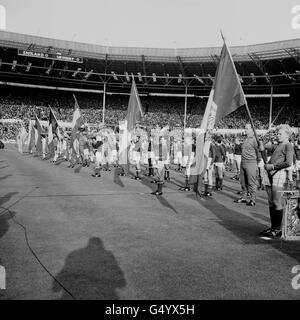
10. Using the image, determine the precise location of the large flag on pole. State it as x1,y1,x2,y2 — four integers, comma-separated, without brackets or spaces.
190,38,247,190
71,94,83,131
34,115,43,154
28,121,36,153
16,123,28,153
48,107,58,157
126,76,144,131
70,94,83,154
119,76,144,167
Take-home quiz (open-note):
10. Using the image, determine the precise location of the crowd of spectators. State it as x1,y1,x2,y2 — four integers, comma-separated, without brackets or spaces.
0,122,22,141
0,86,299,140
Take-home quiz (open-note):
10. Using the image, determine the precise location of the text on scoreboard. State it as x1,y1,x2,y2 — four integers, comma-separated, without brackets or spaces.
18,49,83,63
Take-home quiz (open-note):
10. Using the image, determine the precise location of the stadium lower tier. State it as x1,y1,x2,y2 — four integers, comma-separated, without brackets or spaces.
0,87,299,134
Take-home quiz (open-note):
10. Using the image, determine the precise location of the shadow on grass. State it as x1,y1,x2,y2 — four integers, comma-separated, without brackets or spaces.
0,175,12,182
54,158,67,166
0,192,19,239
53,237,126,300
113,168,125,188
139,173,179,215
74,165,83,174
195,196,300,263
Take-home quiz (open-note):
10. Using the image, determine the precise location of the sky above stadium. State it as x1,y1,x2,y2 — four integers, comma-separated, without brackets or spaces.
1,0,300,48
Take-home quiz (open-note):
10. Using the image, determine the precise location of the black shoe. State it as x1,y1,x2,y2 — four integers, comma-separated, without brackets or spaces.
236,191,243,195
131,176,141,180
91,173,99,177
263,229,282,238
234,198,247,203
179,186,190,191
259,228,272,236
246,200,256,206
202,191,212,197
151,191,163,196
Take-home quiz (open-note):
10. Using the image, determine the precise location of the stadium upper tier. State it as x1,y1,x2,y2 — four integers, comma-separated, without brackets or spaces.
1,30,300,61
0,31,300,95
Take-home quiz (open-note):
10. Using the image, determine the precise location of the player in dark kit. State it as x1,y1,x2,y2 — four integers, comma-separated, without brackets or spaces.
213,135,226,191
259,124,294,237
131,135,142,180
151,133,169,195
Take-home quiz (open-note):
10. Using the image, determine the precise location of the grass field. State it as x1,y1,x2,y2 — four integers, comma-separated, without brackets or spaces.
0,145,299,300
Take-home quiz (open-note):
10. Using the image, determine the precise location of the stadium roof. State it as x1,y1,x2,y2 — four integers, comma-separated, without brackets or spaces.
0,30,299,96
0,30,300,61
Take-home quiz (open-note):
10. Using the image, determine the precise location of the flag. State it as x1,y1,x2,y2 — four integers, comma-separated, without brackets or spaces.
190,40,247,192
70,94,83,154
48,107,58,157
16,124,27,154
28,121,36,153
119,77,144,172
71,94,83,131
34,115,43,154
213,41,247,124
126,77,144,131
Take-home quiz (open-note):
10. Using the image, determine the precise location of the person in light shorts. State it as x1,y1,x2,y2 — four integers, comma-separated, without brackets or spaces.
213,136,226,191
202,142,215,196
233,137,242,180
131,136,142,180
257,158,265,190
151,134,171,195
91,137,103,177
173,138,183,171
259,125,294,238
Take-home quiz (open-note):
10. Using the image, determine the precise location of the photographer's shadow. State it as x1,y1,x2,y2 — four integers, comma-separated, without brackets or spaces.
53,237,126,300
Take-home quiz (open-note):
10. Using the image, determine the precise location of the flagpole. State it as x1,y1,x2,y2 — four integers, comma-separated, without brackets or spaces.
268,85,273,130
184,85,188,130
73,94,79,108
48,104,59,125
102,82,106,125
271,103,287,127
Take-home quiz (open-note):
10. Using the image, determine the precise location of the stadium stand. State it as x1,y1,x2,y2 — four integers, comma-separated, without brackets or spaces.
0,31,299,140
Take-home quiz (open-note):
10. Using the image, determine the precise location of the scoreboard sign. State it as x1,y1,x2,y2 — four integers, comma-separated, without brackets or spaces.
18,49,83,63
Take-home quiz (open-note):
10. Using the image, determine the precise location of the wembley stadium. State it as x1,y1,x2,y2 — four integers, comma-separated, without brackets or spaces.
0,15,300,304
0,30,300,95
0,30,300,138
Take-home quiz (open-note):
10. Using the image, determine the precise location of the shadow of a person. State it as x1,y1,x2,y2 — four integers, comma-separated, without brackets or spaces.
0,192,18,240
0,175,12,182
53,237,126,300
0,213,10,240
